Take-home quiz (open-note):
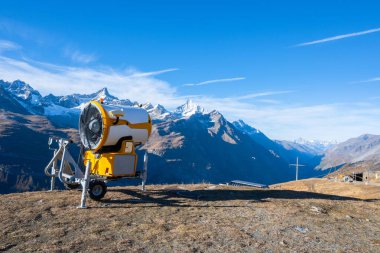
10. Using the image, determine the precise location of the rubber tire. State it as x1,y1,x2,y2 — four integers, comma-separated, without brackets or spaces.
64,183,80,190
88,180,107,201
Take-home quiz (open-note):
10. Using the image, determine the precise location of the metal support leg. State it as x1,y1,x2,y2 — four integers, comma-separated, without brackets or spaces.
141,152,148,192
49,150,57,191
77,160,91,209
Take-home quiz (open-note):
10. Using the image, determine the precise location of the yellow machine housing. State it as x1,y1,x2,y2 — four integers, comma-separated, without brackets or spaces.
79,100,152,179
84,140,138,178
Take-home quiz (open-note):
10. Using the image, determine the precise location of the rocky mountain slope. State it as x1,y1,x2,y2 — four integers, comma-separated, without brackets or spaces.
0,79,323,193
0,86,78,193
233,120,323,179
318,134,380,170
144,111,294,184
1,182,379,252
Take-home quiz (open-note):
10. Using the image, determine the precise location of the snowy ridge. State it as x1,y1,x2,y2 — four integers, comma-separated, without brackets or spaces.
233,119,261,134
0,79,333,158
294,138,337,151
144,104,172,120
0,80,208,121
174,99,206,118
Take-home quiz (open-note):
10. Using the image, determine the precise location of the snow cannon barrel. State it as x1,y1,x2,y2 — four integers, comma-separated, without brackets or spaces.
79,100,152,152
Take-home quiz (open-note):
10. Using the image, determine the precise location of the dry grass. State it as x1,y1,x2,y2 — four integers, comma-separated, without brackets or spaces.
1,182,379,252
271,178,380,200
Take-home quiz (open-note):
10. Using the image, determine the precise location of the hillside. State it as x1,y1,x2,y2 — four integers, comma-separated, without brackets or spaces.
1,182,379,252
0,110,78,193
318,134,380,170
327,160,380,181
143,111,294,184
233,120,323,179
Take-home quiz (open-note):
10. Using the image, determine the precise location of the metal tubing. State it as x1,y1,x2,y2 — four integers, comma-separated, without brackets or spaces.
78,160,91,209
44,145,63,177
49,150,58,191
58,147,67,183
141,152,148,191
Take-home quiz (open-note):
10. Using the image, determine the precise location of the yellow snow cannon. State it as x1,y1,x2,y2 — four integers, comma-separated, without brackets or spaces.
79,100,152,178
44,99,152,208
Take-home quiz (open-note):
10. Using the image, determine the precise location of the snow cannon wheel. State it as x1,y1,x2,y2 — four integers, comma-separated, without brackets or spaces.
64,183,80,190
88,180,107,201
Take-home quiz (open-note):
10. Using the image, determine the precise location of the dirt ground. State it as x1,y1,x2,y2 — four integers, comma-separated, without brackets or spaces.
271,178,380,200
1,180,379,252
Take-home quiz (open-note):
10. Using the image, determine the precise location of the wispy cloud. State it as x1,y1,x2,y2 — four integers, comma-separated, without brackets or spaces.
183,77,245,87
357,77,380,83
64,48,96,64
295,27,380,47
190,94,380,142
233,90,293,100
0,40,21,51
0,55,181,106
0,18,53,45
129,68,178,77
256,99,281,104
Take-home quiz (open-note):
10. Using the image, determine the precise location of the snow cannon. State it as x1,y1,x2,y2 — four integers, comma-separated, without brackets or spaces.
79,100,152,178
44,99,152,208
80,100,152,151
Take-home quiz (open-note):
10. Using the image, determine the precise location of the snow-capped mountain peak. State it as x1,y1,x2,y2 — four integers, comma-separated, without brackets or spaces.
154,104,167,112
142,102,154,110
93,87,117,101
175,99,206,118
233,119,247,128
0,79,44,114
294,138,337,148
1,80,42,104
144,103,171,120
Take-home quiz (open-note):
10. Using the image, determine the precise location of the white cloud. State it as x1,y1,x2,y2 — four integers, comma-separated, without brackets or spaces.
0,55,182,107
0,18,51,45
256,99,281,104
232,91,293,100
128,68,178,77
295,27,380,47
64,48,96,64
183,77,245,86
0,40,21,51
356,76,380,83
180,89,380,142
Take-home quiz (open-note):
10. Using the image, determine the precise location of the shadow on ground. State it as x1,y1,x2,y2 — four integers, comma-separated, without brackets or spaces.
101,188,378,208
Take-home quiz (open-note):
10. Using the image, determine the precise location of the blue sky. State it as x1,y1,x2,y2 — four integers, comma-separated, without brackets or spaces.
0,1,380,141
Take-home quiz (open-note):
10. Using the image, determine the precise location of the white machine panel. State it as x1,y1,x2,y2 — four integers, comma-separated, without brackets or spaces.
113,154,136,175
104,125,149,145
103,104,149,124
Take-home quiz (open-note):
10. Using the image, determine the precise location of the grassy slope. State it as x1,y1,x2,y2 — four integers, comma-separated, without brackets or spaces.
1,181,379,252
271,178,380,200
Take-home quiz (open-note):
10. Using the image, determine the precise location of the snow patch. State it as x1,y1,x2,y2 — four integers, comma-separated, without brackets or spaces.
44,104,78,116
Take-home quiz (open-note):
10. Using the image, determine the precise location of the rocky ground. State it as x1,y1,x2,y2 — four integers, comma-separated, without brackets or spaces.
1,179,379,252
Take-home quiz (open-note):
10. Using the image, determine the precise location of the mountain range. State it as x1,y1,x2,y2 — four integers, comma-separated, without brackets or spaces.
318,134,380,170
0,79,371,193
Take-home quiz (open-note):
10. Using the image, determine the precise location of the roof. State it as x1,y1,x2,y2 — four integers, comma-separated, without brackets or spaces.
230,180,268,188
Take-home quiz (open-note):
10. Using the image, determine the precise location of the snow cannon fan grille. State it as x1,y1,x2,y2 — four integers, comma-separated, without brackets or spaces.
79,103,103,150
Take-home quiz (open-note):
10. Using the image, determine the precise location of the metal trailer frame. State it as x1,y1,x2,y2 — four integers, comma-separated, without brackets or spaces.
44,137,148,208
